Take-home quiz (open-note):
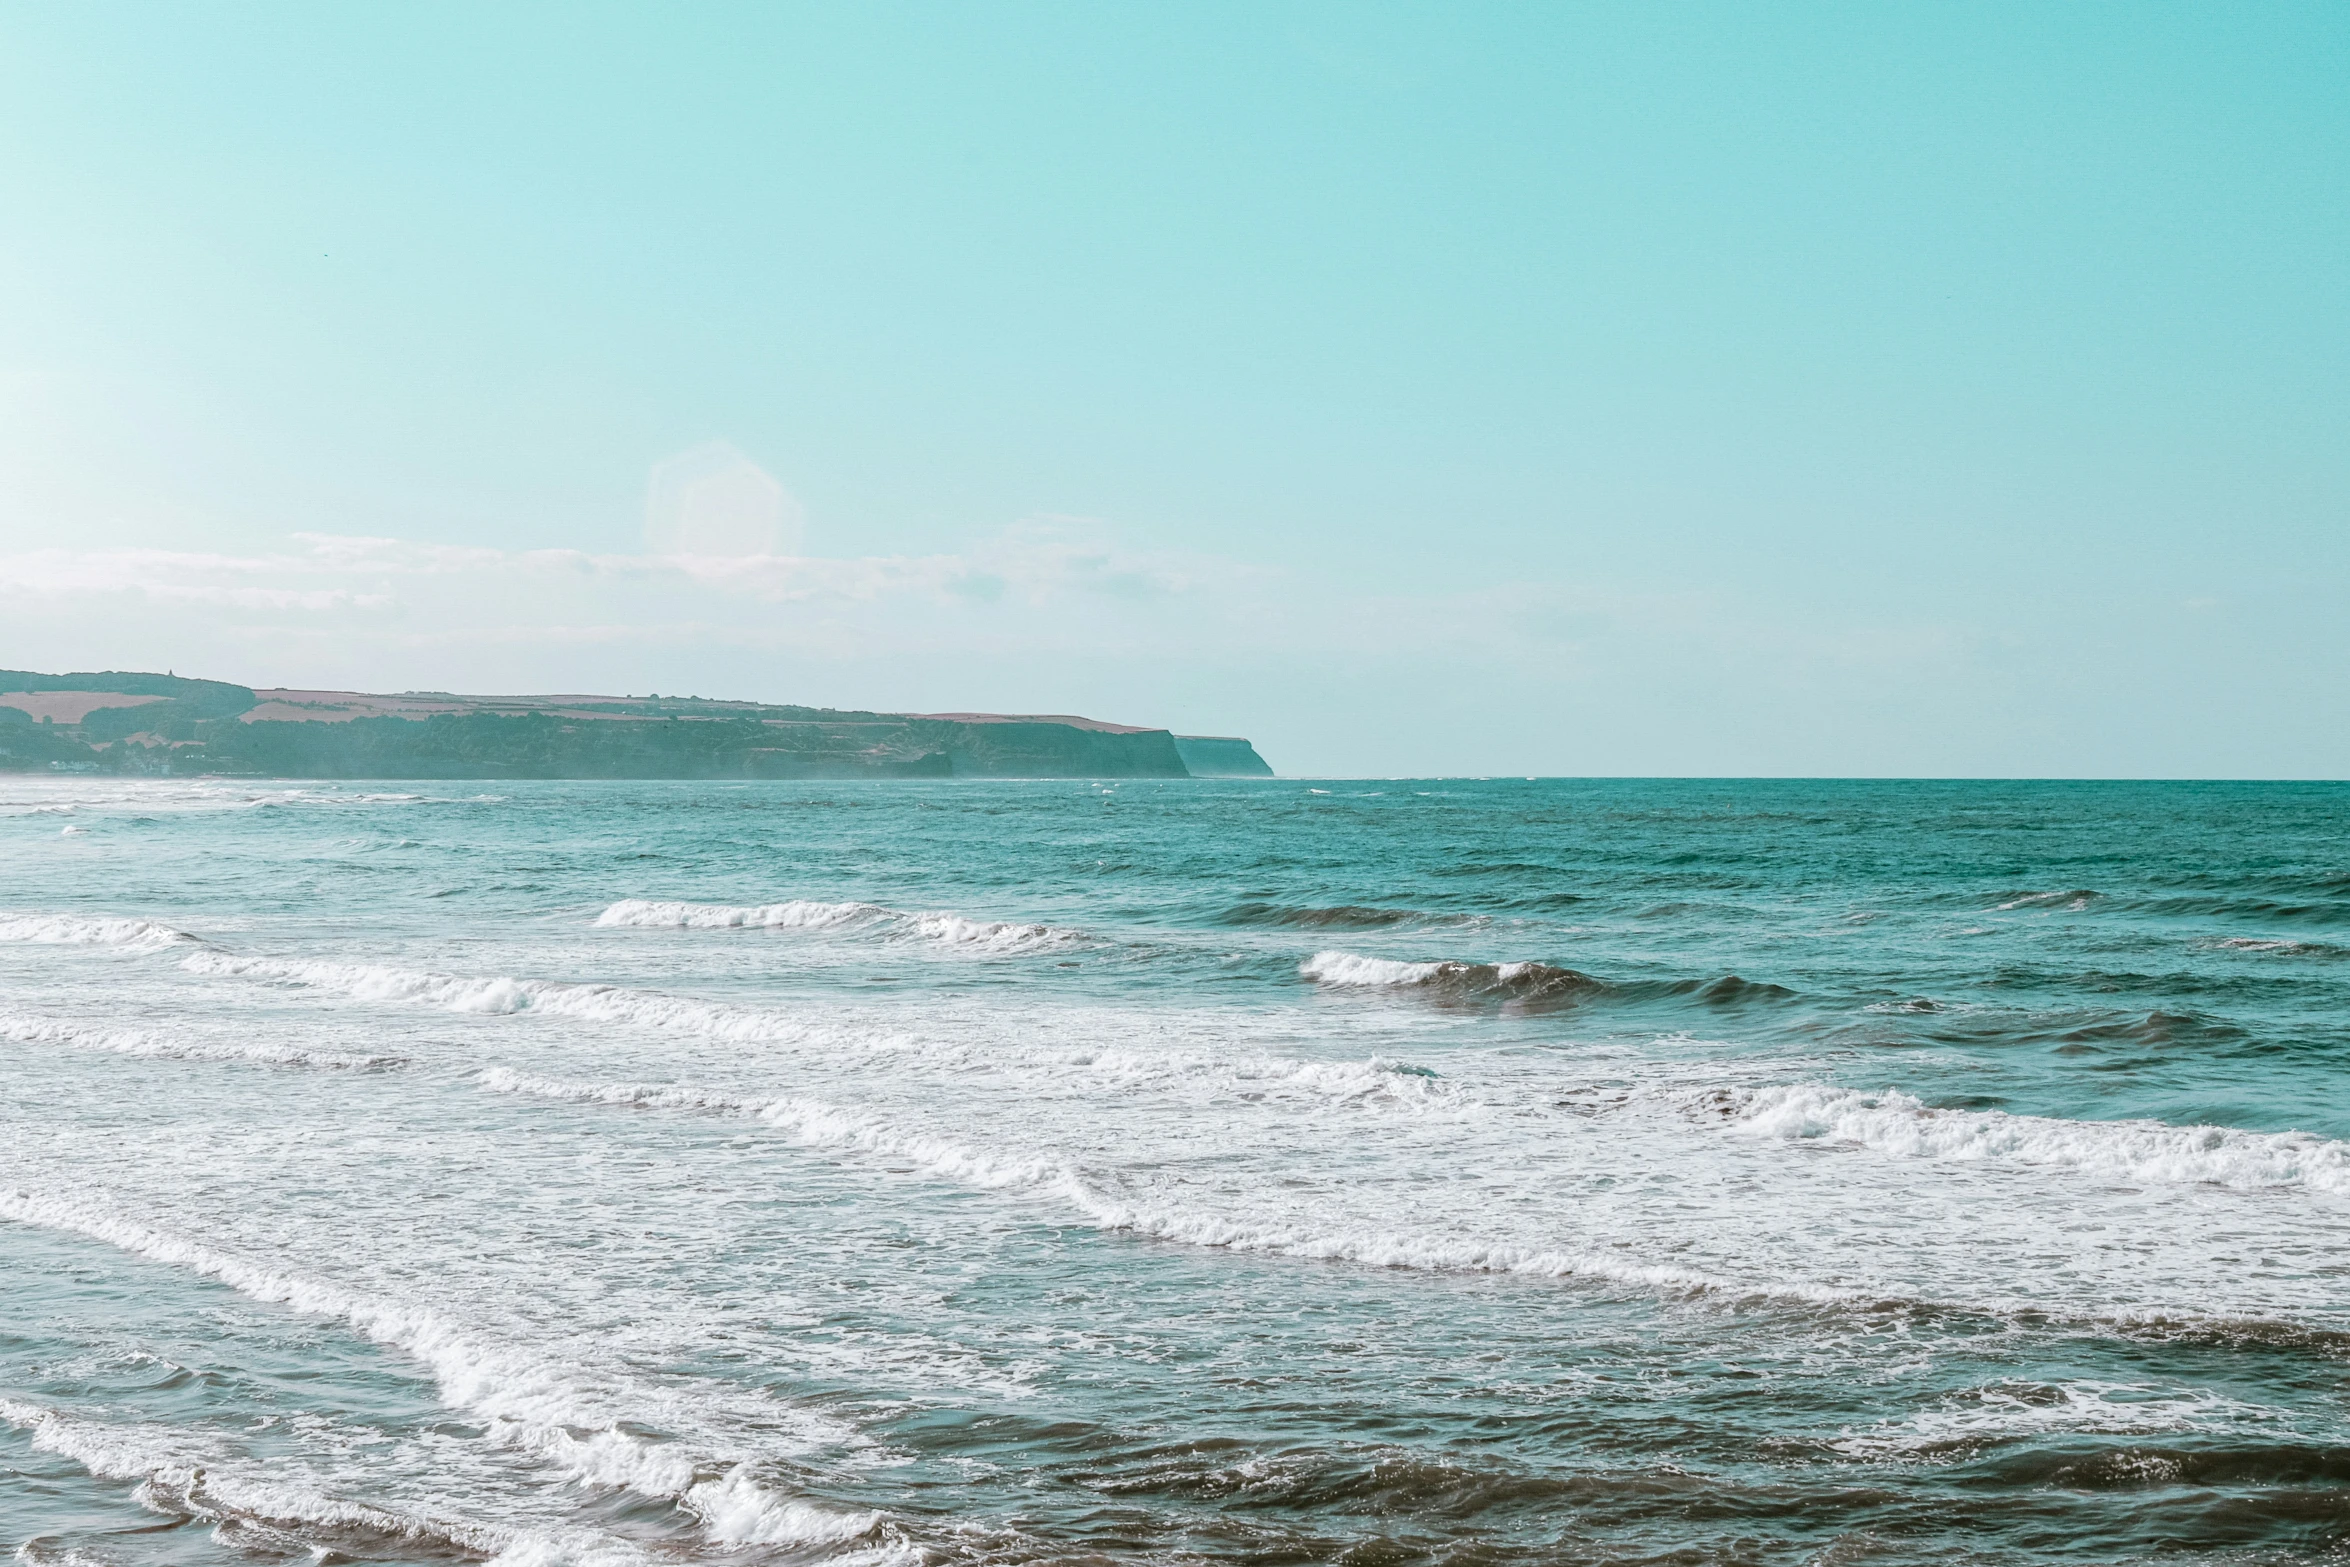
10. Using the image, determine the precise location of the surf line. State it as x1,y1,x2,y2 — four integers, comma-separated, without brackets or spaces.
472,1066,1850,1307
0,1187,898,1558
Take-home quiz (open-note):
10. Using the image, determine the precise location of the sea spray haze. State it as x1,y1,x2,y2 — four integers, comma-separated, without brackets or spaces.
2,776,2347,1565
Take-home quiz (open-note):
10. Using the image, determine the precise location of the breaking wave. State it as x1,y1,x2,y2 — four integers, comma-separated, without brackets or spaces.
0,1397,596,1565
1704,1083,2350,1193
471,1067,1800,1304
478,1067,1074,1192
1300,951,1607,1000
1301,951,1793,1009
0,913,199,954
175,948,1456,1112
179,948,826,1043
477,1063,2323,1336
0,1190,897,1560
595,898,1083,954
595,897,887,931
0,1013,403,1071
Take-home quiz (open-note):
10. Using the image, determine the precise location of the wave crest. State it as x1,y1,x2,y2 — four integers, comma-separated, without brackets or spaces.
1300,951,1800,1012
469,1069,1806,1306
179,949,816,1041
1299,951,1607,1000
595,898,1082,955
0,912,198,953
1703,1083,2350,1192
0,1398,545,1563
595,897,886,932
0,1191,888,1559
0,1013,402,1070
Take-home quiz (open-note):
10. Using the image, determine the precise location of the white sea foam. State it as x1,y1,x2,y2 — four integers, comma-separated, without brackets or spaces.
596,897,889,932
0,1191,887,1556
868,1035,1456,1111
0,1013,403,1071
1712,1083,2350,1193
903,911,1075,952
1299,952,1450,987
477,1066,763,1113
0,913,197,953
478,1067,1077,1194
185,948,1458,1112
1066,1186,1792,1298
180,949,829,1042
596,897,1083,955
1300,950,1577,991
0,1397,641,1566
1829,1381,2254,1459
472,1067,1820,1306
473,1055,2350,1331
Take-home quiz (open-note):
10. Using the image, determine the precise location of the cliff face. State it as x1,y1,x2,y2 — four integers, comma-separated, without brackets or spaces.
0,672,1261,779
1173,735,1274,777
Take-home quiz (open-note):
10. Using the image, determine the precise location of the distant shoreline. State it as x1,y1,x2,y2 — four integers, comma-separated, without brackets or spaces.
0,669,1275,780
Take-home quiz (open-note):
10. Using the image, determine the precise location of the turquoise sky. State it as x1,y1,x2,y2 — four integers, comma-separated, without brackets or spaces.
2,3,2344,775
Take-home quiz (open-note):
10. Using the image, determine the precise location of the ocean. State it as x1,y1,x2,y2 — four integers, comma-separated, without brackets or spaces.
1,776,2345,1566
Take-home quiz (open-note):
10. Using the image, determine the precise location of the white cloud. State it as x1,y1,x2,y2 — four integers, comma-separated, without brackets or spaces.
3,518,2155,776
644,442,803,557
0,523,1204,610
0,522,1979,684
0,522,1252,689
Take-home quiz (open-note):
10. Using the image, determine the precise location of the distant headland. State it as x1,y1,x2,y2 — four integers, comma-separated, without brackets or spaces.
0,670,1274,780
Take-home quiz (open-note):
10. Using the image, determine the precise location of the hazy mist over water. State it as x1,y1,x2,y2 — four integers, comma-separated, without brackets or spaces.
3,776,2347,1565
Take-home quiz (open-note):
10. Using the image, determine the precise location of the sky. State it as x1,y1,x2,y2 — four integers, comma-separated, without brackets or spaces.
1,3,2344,777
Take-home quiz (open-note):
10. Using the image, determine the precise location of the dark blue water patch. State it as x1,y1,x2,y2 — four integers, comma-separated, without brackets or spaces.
1496,890,1596,911
822,1250,2350,1567
1428,861,1570,879
1632,899,1762,920
2134,894,2350,926
2008,965,2328,999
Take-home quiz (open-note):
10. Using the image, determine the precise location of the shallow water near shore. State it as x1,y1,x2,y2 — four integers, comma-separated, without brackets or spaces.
2,776,2346,1566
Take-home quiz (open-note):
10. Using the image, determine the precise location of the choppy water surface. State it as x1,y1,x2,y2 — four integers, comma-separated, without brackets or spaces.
2,777,2346,1566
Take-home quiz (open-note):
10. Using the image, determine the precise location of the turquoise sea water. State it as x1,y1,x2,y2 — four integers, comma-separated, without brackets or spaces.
2,777,2345,1566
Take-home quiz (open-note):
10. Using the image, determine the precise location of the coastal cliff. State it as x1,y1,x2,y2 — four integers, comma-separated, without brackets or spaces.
0,670,1273,779
1173,736,1276,777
